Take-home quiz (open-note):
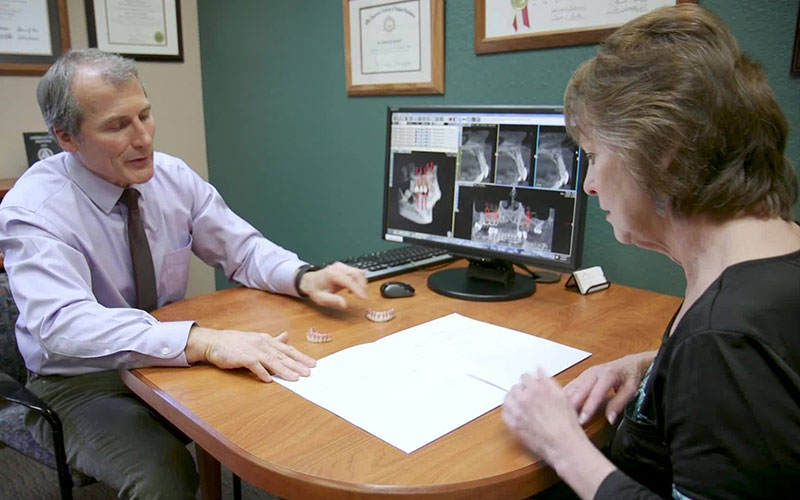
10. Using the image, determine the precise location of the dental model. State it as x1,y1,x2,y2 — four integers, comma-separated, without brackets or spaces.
306,328,333,343
366,308,395,322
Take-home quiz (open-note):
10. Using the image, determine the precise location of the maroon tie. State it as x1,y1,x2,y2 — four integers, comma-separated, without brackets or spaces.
120,188,158,312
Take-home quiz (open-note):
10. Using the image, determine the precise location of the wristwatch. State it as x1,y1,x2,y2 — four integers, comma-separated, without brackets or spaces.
293,264,322,298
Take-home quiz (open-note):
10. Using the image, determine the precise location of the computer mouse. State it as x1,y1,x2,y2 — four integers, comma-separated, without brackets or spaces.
380,281,415,298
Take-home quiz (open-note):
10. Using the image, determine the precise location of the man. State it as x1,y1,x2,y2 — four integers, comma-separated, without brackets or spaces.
0,49,366,499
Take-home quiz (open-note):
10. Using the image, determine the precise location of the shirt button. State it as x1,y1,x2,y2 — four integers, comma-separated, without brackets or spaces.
104,349,111,355
161,347,170,355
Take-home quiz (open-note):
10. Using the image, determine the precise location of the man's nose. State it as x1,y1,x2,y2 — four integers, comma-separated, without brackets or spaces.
130,119,153,148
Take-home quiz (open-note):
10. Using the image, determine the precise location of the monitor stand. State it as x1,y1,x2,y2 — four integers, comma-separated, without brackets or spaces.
427,259,536,301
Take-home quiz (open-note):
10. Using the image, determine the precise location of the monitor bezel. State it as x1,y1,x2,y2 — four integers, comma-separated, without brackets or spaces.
382,105,588,274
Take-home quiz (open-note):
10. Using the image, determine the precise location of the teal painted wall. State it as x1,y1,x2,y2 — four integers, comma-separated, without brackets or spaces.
197,1,800,296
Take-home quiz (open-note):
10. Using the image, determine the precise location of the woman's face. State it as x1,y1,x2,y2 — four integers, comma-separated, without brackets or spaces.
581,135,663,251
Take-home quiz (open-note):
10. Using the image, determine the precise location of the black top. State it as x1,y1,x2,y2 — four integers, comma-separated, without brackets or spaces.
595,248,800,500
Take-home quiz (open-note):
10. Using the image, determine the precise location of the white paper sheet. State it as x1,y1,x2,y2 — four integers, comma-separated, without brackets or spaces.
275,313,590,453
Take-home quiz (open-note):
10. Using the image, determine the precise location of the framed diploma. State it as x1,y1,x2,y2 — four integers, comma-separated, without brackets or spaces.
85,0,183,61
0,0,70,76
475,0,697,55
343,0,444,95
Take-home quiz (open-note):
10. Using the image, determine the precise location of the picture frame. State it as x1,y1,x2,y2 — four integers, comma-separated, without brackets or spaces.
792,3,800,75
85,0,183,62
0,0,71,76
475,0,697,55
343,0,444,95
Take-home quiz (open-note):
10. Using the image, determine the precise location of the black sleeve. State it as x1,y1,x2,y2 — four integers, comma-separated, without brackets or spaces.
663,331,800,499
594,470,665,500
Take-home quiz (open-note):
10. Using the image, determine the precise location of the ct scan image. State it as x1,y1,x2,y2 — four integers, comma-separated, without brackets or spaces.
534,127,579,190
458,126,497,183
470,186,555,253
387,151,457,237
495,125,535,186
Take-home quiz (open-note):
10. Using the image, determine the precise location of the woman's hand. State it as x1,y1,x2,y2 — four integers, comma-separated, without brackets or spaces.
564,351,657,425
503,369,589,464
503,370,618,500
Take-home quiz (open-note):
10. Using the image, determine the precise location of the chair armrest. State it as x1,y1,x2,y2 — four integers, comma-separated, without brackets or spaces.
0,374,61,431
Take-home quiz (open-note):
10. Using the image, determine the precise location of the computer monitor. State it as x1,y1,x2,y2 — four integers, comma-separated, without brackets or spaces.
382,105,588,301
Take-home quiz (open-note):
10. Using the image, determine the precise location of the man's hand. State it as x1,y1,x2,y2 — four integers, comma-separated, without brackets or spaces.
298,262,367,310
563,350,657,425
185,326,316,382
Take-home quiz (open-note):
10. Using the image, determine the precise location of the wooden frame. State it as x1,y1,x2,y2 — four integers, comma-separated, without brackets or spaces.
792,3,800,75
475,0,697,55
343,0,444,95
85,0,183,62
0,0,70,76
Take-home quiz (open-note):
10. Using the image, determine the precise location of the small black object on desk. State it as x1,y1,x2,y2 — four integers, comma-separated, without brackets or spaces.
380,281,415,298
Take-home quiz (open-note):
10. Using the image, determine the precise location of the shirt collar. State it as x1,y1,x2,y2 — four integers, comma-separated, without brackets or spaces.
65,153,131,214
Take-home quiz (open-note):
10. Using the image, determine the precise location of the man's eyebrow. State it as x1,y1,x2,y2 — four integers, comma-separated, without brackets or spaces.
98,105,151,126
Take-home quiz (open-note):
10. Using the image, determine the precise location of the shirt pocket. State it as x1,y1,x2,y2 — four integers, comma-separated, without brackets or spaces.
160,236,193,305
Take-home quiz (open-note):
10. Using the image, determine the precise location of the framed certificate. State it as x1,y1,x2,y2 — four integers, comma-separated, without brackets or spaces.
0,0,71,76
343,0,444,95
85,0,183,61
475,0,697,55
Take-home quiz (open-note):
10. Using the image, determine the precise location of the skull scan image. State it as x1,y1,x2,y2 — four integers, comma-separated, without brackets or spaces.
459,129,493,183
496,131,532,185
471,187,555,252
535,131,574,189
398,161,442,224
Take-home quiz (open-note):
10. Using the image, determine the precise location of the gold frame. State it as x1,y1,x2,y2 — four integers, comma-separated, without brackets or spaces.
0,0,71,76
343,0,444,95
475,0,697,55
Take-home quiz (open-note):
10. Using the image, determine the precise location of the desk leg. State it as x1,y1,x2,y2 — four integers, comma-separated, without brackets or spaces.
196,446,222,500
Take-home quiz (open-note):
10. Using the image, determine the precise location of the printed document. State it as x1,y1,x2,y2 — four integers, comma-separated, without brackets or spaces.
275,313,590,453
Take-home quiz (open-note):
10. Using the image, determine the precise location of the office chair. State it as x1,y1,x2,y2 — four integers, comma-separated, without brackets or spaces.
0,272,94,500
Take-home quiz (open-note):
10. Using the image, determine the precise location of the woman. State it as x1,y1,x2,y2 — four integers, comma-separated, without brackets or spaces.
502,4,800,500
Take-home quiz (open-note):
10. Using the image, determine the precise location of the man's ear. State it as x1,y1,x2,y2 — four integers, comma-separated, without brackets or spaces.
53,127,79,152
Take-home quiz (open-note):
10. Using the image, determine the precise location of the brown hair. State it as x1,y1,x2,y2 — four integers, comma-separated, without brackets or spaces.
564,4,797,220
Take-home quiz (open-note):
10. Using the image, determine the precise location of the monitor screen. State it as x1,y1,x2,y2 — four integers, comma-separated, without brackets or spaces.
382,106,588,301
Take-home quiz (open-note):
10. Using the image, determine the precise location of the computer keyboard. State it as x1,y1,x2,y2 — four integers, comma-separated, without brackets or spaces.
330,245,456,281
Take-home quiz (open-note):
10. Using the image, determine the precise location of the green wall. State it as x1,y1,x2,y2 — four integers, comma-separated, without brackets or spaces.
197,1,800,296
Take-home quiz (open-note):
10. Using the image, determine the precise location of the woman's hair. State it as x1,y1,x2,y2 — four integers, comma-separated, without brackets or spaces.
564,4,797,220
37,48,141,140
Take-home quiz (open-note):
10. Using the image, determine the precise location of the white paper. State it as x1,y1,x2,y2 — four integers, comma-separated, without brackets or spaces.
276,313,590,453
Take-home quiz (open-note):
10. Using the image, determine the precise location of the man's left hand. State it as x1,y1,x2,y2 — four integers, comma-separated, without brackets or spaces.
299,262,367,310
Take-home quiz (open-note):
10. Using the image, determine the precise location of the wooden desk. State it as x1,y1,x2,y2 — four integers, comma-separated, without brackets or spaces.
121,265,681,500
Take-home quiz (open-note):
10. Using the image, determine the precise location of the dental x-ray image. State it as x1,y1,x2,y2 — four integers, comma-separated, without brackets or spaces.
387,151,456,236
495,125,535,186
459,126,497,183
470,186,555,252
534,127,579,190
453,183,577,256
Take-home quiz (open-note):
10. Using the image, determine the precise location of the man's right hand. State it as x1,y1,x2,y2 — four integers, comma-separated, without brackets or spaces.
185,326,316,382
563,350,657,426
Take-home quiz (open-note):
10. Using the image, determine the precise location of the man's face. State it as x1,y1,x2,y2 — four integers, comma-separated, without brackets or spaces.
56,68,155,187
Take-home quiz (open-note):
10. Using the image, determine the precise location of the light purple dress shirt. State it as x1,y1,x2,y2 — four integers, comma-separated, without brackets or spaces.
0,151,306,375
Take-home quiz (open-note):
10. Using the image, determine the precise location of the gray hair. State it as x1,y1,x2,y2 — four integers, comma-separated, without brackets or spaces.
37,48,142,139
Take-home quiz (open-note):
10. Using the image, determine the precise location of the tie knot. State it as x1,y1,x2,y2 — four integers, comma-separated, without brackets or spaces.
120,188,140,211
